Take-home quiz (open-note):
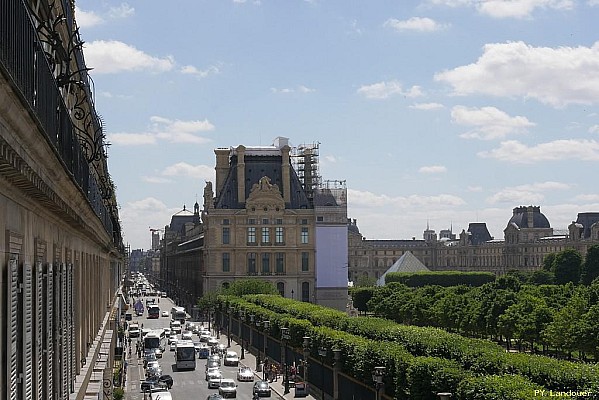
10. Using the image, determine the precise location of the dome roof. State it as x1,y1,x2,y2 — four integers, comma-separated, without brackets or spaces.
507,206,550,229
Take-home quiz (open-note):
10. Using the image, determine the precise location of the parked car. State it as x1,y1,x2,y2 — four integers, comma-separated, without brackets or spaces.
218,378,238,398
223,351,239,366
206,394,224,400
236,366,254,382
252,381,272,397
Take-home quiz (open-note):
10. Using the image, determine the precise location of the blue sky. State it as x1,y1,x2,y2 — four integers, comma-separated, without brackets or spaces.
76,0,599,251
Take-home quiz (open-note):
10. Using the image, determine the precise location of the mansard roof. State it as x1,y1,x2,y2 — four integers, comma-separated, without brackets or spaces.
215,153,311,209
508,205,550,229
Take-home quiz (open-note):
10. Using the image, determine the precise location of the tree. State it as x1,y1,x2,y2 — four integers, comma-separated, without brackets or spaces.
552,249,582,285
581,245,599,285
542,253,556,271
221,278,279,297
528,270,555,285
354,274,377,287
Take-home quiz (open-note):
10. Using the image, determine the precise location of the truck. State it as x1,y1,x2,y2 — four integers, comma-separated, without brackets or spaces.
171,306,186,323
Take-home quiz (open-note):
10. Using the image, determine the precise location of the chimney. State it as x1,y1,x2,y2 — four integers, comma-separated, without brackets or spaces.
527,206,534,228
214,148,230,198
281,144,291,203
237,145,246,204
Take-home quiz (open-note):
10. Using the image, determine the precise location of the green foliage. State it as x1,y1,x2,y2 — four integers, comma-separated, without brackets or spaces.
350,286,374,312
528,270,555,285
220,278,279,296
354,274,377,287
581,245,599,285
113,388,125,400
456,375,547,400
543,253,556,271
406,357,469,399
552,248,583,284
385,271,496,287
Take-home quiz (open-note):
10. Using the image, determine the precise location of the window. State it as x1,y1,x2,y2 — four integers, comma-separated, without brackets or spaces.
261,253,270,274
247,227,256,244
247,253,257,274
317,216,323,222
275,227,284,244
248,218,256,225
222,253,230,272
276,253,285,273
301,282,310,302
301,227,309,244
301,252,309,272
222,227,230,244
223,219,230,225
301,219,308,225
277,282,285,297
261,227,270,244
276,218,283,225
262,218,269,224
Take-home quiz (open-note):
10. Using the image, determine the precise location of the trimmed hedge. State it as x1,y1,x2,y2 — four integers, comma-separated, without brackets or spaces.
456,375,550,400
385,271,496,287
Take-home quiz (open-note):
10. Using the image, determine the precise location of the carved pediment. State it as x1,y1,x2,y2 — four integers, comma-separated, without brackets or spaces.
246,176,285,211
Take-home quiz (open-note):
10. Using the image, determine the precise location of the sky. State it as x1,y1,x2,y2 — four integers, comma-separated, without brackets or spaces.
75,0,599,251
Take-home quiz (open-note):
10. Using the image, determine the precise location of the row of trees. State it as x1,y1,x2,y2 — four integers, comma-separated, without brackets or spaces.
355,274,599,359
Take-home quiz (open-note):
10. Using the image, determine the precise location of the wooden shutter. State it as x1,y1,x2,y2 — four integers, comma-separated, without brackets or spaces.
34,262,44,400
21,264,34,400
7,260,18,400
44,264,54,400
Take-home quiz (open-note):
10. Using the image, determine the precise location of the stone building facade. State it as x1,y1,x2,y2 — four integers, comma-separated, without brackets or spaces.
349,206,599,282
1,1,125,399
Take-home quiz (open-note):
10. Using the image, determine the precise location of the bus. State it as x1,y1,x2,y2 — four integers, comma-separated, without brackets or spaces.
144,330,167,356
171,306,186,323
148,305,160,319
175,341,196,370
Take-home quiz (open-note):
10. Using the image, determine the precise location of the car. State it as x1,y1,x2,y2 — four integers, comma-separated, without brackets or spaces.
164,327,171,337
217,343,227,355
205,359,220,371
252,381,272,397
181,331,193,341
199,334,211,343
143,352,157,368
223,351,239,366
208,337,219,347
169,338,178,351
218,378,237,398
206,367,222,384
236,366,254,382
206,394,224,400
198,346,210,359
162,311,169,317
158,374,173,390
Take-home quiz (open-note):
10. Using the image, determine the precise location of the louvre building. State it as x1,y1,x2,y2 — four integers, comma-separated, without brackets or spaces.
348,206,599,283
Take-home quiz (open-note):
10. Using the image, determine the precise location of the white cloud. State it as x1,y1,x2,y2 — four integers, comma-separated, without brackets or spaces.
142,176,173,184
410,102,445,110
589,125,599,134
384,17,448,32
427,0,575,18
75,7,104,27
180,65,220,79
161,162,215,180
120,197,180,248
451,105,535,140
109,3,135,18
419,165,447,174
435,41,599,108
84,40,175,74
271,85,316,94
108,116,215,146
357,80,423,99
478,139,599,163
590,0,599,6
486,181,571,204
468,186,483,192
575,194,599,202
348,189,466,208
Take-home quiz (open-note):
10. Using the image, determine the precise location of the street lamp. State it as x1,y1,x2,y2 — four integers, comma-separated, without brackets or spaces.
281,327,291,394
318,346,327,400
239,310,245,359
262,320,270,380
372,366,385,400
333,348,342,400
302,336,311,384
227,306,233,348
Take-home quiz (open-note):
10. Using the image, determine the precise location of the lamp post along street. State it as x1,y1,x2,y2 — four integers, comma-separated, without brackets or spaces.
239,310,245,359
262,320,270,380
227,306,233,348
372,366,386,400
318,347,327,400
333,348,341,400
281,327,291,394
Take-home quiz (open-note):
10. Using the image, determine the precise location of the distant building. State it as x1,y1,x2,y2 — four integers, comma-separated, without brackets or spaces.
349,205,599,281
160,138,348,311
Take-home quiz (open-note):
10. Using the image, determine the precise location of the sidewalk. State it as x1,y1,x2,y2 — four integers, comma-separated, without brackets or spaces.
215,330,317,400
